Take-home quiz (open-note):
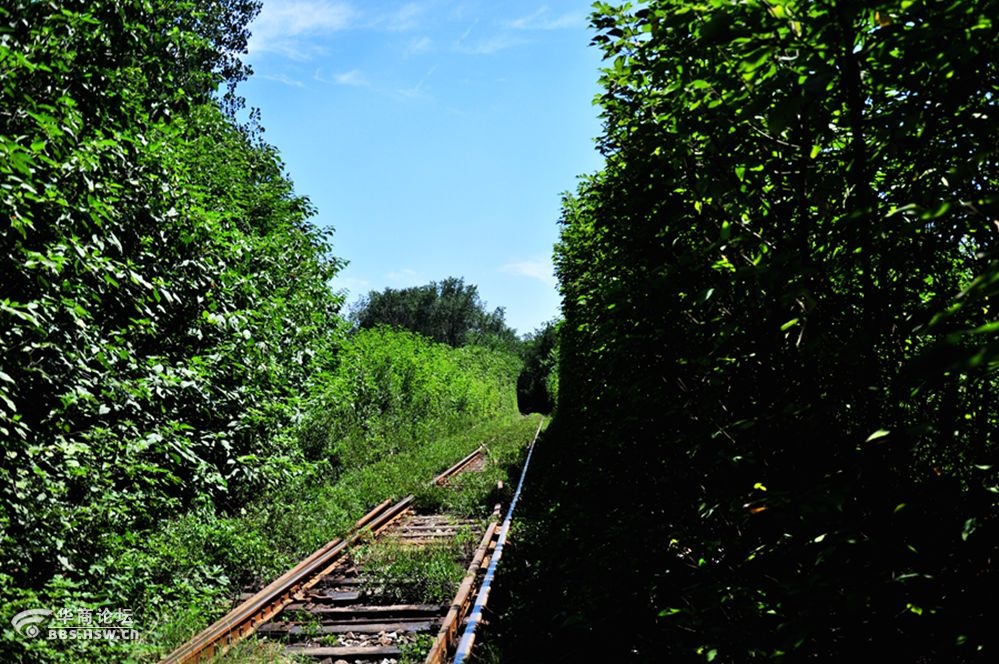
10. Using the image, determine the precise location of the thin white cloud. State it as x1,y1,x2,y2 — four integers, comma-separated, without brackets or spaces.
507,6,584,30
314,68,369,86
260,72,306,87
248,1,356,59
455,33,524,55
450,19,479,54
386,2,427,31
334,69,369,86
404,35,434,56
397,64,437,98
502,258,557,287
457,21,477,44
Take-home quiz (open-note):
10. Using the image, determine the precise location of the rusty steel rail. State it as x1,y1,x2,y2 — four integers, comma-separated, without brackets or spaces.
433,445,484,486
162,445,489,663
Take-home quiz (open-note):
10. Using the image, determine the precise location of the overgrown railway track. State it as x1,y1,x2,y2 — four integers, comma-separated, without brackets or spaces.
163,420,541,664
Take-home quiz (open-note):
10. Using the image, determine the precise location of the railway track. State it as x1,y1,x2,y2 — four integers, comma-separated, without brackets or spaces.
163,422,541,664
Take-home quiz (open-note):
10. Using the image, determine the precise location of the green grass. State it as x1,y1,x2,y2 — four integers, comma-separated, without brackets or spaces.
400,633,437,663
357,538,467,605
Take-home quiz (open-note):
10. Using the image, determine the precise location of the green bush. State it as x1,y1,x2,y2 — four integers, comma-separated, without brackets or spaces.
299,327,521,468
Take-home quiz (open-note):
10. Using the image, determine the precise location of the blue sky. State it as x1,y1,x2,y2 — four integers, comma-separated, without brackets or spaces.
239,1,605,335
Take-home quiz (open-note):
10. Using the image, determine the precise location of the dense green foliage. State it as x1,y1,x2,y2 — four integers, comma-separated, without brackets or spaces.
351,276,518,350
1,0,346,587
496,1,999,662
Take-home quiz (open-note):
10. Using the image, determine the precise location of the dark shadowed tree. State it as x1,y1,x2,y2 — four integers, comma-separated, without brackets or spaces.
493,1,999,662
516,320,559,414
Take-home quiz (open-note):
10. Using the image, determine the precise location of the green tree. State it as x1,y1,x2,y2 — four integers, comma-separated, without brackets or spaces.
352,277,518,349
0,0,343,607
